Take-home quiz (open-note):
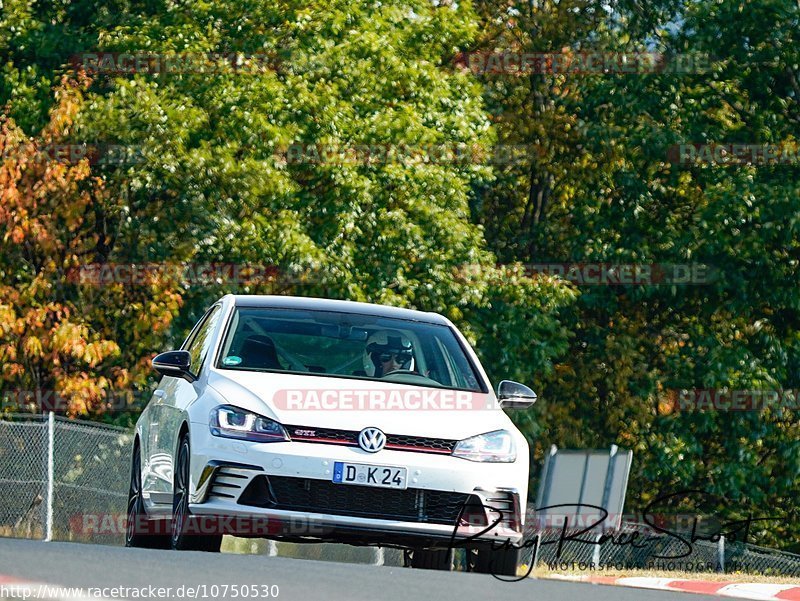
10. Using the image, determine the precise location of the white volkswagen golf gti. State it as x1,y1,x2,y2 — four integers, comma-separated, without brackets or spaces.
126,295,537,574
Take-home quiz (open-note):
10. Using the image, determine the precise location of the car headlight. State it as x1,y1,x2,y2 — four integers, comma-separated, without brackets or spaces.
209,405,289,442
452,430,516,462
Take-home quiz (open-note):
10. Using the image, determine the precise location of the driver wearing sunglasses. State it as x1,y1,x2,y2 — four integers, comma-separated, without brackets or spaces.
363,330,415,377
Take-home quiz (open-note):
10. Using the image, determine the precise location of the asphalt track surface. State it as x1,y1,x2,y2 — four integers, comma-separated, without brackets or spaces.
0,538,723,601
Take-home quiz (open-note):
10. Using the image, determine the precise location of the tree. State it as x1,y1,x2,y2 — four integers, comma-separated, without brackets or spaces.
468,0,799,547
3,0,578,423
0,75,182,419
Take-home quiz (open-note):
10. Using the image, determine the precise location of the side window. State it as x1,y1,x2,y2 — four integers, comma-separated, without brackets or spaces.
184,305,222,377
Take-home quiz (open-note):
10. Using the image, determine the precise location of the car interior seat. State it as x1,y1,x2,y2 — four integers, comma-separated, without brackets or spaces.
238,335,283,370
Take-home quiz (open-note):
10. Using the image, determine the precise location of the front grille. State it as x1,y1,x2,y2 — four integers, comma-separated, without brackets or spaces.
239,475,469,525
386,433,455,453
285,426,457,454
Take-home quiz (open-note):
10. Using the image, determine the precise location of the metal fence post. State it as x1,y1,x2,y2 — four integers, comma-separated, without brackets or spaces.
44,411,55,542
717,535,725,573
531,533,541,572
593,532,602,566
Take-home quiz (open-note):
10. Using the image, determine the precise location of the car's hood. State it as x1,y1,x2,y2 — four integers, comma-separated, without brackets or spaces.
207,369,512,440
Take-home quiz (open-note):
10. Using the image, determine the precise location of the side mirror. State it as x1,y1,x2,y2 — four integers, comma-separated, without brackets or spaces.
152,350,195,382
497,380,537,409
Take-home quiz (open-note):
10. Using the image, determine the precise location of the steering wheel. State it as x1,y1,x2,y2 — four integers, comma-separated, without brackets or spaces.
382,369,418,377
382,370,442,386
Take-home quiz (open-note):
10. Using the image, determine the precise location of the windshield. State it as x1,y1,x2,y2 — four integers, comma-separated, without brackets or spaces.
215,307,485,392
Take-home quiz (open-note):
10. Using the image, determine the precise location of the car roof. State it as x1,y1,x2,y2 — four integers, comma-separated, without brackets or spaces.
229,295,451,325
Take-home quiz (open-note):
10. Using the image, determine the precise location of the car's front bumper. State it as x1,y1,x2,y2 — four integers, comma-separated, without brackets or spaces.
189,498,521,548
184,421,527,547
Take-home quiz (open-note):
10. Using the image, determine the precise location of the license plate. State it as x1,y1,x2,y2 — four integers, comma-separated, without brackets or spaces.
332,461,408,490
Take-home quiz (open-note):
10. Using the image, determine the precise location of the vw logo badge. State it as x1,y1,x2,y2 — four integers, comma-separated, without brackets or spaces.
358,427,386,453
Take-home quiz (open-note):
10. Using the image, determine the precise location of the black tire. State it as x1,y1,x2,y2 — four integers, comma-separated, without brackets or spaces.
468,544,520,577
171,433,222,552
125,442,170,549
407,548,454,571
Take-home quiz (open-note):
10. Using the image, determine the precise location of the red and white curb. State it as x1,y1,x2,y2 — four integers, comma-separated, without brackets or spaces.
548,574,800,601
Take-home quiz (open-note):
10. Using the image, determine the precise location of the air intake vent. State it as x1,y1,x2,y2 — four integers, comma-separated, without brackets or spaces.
238,475,469,525
208,467,251,500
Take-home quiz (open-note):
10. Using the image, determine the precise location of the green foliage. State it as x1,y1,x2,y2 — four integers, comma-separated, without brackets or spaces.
76,0,500,323
468,0,799,547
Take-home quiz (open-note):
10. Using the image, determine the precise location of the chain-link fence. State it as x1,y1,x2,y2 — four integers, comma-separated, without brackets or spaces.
0,413,132,544
0,417,49,539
